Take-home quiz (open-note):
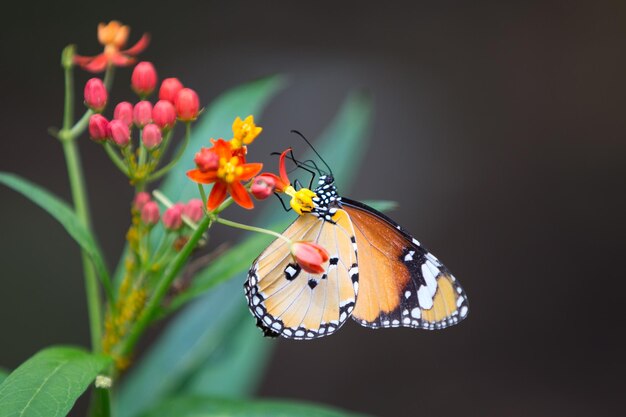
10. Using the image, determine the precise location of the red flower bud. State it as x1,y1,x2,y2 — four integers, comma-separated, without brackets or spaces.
141,201,160,226
142,123,163,149
183,199,204,223
290,241,330,274
133,100,153,127
133,191,151,211
159,77,183,103
131,61,158,97
194,147,219,172
251,174,276,200
152,100,177,130
114,101,134,126
88,114,110,142
175,88,200,121
163,204,183,230
109,119,131,147
84,78,108,112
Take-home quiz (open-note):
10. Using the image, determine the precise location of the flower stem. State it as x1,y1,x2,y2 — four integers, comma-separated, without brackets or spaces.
116,214,213,358
215,217,291,243
148,122,192,183
103,143,130,176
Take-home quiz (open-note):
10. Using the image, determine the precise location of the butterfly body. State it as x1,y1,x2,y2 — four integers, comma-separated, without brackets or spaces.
244,175,468,339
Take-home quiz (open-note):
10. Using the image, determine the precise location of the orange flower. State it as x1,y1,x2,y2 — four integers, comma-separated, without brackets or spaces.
74,21,150,73
187,140,262,210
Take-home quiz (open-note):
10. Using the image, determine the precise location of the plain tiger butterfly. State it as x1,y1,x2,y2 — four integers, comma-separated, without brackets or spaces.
244,142,469,340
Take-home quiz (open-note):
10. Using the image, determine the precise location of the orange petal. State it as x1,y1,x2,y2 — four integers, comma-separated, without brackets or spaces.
123,33,151,56
81,54,109,73
110,53,136,67
228,182,254,209
207,181,228,211
187,169,217,184
238,162,263,181
73,54,95,66
278,148,292,186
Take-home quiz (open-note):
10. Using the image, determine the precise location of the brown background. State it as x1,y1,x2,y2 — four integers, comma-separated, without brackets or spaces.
1,1,625,416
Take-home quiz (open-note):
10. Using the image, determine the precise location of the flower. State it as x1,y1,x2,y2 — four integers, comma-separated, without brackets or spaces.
141,201,160,225
257,148,318,215
174,88,200,121
142,124,162,149
133,192,151,211
131,61,158,97
290,241,329,274
109,119,131,147
114,101,134,126
74,21,150,73
159,78,184,103
88,114,110,142
231,115,262,150
194,147,219,172
250,174,276,200
152,100,176,130
133,101,153,127
84,78,108,112
187,139,262,210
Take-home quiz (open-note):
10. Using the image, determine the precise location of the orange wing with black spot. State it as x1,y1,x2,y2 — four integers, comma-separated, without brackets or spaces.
342,198,469,330
244,209,359,340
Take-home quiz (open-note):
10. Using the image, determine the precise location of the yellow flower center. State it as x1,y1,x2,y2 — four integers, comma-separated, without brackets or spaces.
285,186,317,215
217,156,243,183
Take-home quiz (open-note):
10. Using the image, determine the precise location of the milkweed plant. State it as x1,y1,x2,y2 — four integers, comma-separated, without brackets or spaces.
0,21,376,417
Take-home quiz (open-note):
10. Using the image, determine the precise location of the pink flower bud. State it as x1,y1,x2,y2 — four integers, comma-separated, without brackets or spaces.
109,119,131,147
84,78,108,112
152,100,177,130
141,201,160,226
88,114,110,142
159,77,183,103
133,100,153,127
163,204,183,230
194,148,219,172
183,199,204,223
114,101,134,126
133,191,151,211
131,61,158,97
251,174,276,200
142,123,163,149
290,241,330,274
175,88,200,121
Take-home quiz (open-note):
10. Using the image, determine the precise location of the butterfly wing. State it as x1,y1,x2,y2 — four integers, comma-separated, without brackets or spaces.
341,198,469,330
244,209,358,340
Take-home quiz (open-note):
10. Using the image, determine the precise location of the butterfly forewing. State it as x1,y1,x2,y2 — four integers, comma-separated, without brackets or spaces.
341,198,469,330
245,210,358,339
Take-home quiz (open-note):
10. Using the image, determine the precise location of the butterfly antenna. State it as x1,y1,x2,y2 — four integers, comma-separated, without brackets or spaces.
290,130,333,177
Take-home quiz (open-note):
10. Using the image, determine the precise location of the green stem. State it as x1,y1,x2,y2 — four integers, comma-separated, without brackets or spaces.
103,143,130,176
61,61,102,353
116,214,213,357
215,217,291,243
147,123,191,183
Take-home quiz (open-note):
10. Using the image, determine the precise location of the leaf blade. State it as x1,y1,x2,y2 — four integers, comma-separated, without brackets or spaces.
0,346,111,417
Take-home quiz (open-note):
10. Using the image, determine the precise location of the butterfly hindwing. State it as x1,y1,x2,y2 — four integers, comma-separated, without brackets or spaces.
244,209,358,340
341,198,469,330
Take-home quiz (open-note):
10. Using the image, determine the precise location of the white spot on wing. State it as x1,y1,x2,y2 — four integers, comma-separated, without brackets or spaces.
404,290,411,299
411,308,421,319
404,250,415,262
421,262,438,296
417,285,434,309
460,305,468,318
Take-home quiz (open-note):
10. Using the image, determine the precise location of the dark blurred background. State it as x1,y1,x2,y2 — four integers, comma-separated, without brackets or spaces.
1,1,625,416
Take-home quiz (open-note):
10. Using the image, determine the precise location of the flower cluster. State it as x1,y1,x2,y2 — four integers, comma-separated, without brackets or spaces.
186,116,263,210
85,61,200,184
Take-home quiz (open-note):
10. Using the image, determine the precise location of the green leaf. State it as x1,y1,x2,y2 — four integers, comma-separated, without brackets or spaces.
117,91,373,417
0,346,111,417
0,172,111,289
141,396,370,417
0,369,8,385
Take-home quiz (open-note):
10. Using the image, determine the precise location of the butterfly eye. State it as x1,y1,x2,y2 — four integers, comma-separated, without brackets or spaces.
324,175,334,184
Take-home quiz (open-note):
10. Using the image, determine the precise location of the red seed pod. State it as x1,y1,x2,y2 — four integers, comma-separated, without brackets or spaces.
88,114,110,142
152,100,177,130
142,123,163,149
84,78,108,112
174,88,200,121
131,61,158,97
159,77,183,103
114,101,134,126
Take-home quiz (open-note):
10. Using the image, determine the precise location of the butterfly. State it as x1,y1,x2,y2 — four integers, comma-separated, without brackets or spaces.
244,148,469,340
